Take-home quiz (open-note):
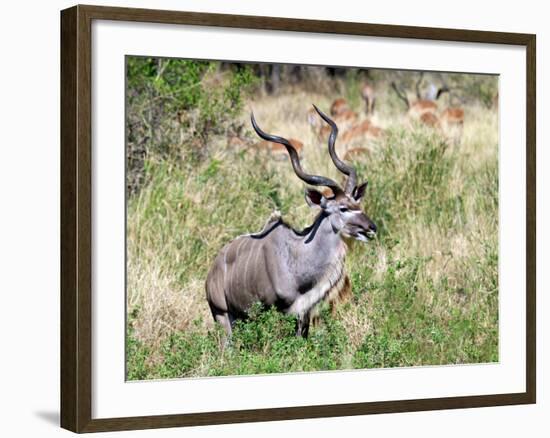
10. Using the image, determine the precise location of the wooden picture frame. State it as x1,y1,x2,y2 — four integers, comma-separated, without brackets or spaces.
60,4,536,433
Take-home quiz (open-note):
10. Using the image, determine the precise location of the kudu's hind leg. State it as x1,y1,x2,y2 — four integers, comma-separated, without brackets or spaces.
213,312,232,337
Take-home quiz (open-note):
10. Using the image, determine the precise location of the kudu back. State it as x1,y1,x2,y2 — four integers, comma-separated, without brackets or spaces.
206,105,377,338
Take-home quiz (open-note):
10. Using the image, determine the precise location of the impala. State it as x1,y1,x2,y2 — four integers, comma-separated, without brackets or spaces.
308,103,358,141
330,98,350,116
419,112,441,129
391,81,439,119
391,73,451,121
206,105,377,338
439,107,465,145
340,119,383,145
440,107,465,127
361,82,376,115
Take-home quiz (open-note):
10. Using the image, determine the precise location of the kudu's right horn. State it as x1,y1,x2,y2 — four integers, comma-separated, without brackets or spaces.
312,104,358,195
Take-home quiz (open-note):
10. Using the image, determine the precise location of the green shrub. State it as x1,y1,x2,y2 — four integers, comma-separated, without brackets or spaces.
126,58,258,195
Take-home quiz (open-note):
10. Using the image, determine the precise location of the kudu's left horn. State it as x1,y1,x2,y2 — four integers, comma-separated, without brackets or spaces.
251,112,344,196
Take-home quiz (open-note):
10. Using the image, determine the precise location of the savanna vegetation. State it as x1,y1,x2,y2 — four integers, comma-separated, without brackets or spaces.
126,57,499,380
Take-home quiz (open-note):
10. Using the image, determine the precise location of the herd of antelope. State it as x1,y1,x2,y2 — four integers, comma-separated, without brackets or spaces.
390,73,465,136
228,75,465,165
210,76,466,341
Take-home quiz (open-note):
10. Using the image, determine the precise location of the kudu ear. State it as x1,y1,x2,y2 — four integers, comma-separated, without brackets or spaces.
352,182,368,201
304,188,327,209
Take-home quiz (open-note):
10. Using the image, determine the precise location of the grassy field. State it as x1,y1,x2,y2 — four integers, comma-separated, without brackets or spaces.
126,68,499,380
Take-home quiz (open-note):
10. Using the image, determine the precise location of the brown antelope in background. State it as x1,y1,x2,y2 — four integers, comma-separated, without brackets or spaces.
340,119,383,144
391,81,439,120
330,99,359,130
415,108,464,139
206,105,377,339
361,82,376,115
331,96,382,144
440,107,465,128
439,107,465,145
329,98,358,126
391,72,451,121
308,100,358,140
391,73,465,139
322,109,358,138
413,108,464,148
419,112,441,129
330,98,350,116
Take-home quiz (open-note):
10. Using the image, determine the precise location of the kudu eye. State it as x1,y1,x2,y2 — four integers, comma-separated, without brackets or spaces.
339,207,349,212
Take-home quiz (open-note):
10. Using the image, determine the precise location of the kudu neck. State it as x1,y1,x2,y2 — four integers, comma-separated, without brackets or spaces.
303,211,347,254
288,211,348,284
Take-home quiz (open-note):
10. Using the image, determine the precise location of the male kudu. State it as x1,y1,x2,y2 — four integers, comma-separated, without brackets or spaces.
206,105,377,338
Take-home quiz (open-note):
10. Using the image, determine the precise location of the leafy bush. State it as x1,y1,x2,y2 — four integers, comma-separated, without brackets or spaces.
126,58,258,195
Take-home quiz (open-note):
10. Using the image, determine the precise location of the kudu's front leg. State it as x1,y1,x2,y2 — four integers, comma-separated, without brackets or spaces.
296,313,310,338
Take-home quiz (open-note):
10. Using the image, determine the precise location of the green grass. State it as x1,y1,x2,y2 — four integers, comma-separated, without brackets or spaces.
128,303,351,379
126,83,499,380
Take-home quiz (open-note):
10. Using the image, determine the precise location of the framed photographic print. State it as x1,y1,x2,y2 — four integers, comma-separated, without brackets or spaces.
60,4,536,433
